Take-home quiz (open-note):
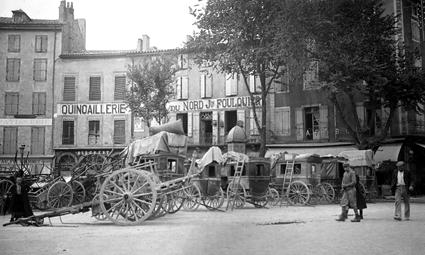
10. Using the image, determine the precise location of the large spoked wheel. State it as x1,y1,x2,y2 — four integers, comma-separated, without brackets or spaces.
267,187,280,207
287,181,310,206
183,183,201,211
47,181,73,209
203,187,225,210
226,182,246,209
80,154,106,174
166,189,185,214
0,180,14,214
71,180,86,205
320,182,335,203
311,184,326,204
92,194,107,221
99,168,157,225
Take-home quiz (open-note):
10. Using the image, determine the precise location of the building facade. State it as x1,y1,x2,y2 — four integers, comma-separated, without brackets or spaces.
0,1,85,173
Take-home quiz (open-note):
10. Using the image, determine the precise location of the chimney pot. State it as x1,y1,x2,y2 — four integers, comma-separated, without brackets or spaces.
142,34,150,51
137,39,143,51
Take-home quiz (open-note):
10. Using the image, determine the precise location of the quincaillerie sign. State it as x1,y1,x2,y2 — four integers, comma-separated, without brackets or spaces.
167,96,261,113
57,103,129,115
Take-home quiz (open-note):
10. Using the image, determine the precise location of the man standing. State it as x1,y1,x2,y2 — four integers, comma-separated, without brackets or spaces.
391,161,414,221
336,163,361,222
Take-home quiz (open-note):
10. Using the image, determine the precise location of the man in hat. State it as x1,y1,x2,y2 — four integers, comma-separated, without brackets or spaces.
391,161,414,221
336,163,361,222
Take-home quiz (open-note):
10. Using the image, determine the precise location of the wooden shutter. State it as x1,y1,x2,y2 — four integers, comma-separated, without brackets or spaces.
7,58,20,81
187,112,193,137
182,77,189,99
295,107,303,141
5,93,18,115
319,105,329,139
33,59,47,81
31,127,45,154
114,76,126,100
33,92,46,115
206,74,212,97
176,77,182,99
231,75,238,95
3,127,17,154
114,120,126,144
63,76,76,101
225,74,232,96
249,75,256,93
282,108,290,136
89,76,101,101
200,74,206,98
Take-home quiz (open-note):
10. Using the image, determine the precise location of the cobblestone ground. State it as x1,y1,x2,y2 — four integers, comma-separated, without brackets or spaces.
1,202,424,255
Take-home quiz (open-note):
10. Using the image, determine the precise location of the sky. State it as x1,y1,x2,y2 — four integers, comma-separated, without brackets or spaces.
0,0,200,50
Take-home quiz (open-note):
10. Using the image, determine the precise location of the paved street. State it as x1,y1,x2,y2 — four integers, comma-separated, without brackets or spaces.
1,202,424,255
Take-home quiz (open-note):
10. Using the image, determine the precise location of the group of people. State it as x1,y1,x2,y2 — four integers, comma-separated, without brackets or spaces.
336,161,414,222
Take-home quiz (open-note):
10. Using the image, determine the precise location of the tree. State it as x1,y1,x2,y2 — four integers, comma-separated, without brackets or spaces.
187,0,312,156
308,0,425,150
126,55,177,127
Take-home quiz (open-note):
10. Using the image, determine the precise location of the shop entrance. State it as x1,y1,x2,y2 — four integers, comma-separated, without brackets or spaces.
200,112,213,145
225,110,237,133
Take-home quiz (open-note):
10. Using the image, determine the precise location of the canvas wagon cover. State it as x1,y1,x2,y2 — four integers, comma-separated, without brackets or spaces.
196,146,224,170
337,150,374,167
124,131,187,163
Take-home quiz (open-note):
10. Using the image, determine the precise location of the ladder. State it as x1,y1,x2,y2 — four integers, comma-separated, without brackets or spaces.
280,159,295,206
226,159,245,211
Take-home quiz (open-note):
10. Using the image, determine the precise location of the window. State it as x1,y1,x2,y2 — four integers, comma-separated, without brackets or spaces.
6,58,20,81
274,107,290,136
89,76,101,101
32,92,46,115
114,120,125,144
35,35,48,52
5,93,19,115
274,72,290,93
63,76,76,101
176,113,188,135
31,127,45,154
88,120,100,145
33,59,47,81
176,77,188,100
303,61,319,90
250,164,266,176
114,75,126,100
225,74,238,96
208,165,216,177
279,163,301,175
200,74,212,98
249,75,261,93
3,127,18,154
8,35,20,52
62,120,74,145
225,110,237,133
304,107,320,140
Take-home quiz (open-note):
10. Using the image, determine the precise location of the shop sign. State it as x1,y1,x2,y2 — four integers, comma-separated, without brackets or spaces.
167,96,261,113
57,103,130,115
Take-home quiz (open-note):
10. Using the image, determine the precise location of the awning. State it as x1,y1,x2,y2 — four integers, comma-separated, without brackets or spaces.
416,143,425,149
374,143,402,162
265,145,357,158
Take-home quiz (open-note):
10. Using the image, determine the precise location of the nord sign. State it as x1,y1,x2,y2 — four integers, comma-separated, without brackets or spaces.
167,96,261,113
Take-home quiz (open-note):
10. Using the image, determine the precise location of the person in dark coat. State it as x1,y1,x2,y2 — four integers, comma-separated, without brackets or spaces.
391,161,413,221
355,174,367,219
9,172,34,222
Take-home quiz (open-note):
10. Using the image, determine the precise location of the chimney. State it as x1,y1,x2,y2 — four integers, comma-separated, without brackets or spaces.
59,0,67,22
137,38,143,51
68,2,74,20
142,34,150,51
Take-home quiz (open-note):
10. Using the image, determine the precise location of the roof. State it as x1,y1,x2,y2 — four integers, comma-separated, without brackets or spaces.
0,17,62,30
60,48,181,59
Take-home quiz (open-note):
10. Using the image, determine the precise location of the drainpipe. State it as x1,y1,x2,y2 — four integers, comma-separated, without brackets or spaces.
51,29,58,168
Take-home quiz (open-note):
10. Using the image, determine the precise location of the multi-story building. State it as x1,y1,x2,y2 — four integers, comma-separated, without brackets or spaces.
0,1,85,173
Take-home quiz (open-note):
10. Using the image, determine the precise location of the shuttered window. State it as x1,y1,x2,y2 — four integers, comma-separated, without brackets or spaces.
88,120,100,145
5,93,19,115
225,74,238,96
63,76,76,101
62,120,74,145
114,120,126,144
200,74,212,98
35,35,48,53
31,127,45,154
3,127,18,154
249,75,261,93
89,76,101,101
33,59,47,81
6,58,20,81
176,77,188,100
303,61,319,90
274,107,290,136
114,76,126,100
8,35,20,52
32,92,46,115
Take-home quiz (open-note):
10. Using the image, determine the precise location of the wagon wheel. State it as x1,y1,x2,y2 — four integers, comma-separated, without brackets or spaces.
80,154,106,175
226,182,246,209
0,180,14,214
92,194,107,221
311,185,326,205
71,180,86,204
149,194,168,220
166,189,186,214
47,181,73,208
183,183,201,211
252,195,268,208
99,168,157,225
287,181,310,205
267,187,280,207
203,187,225,210
320,182,335,203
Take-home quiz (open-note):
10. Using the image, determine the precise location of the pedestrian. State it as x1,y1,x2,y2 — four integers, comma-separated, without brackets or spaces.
391,161,414,221
9,171,34,223
354,174,367,219
336,163,361,222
